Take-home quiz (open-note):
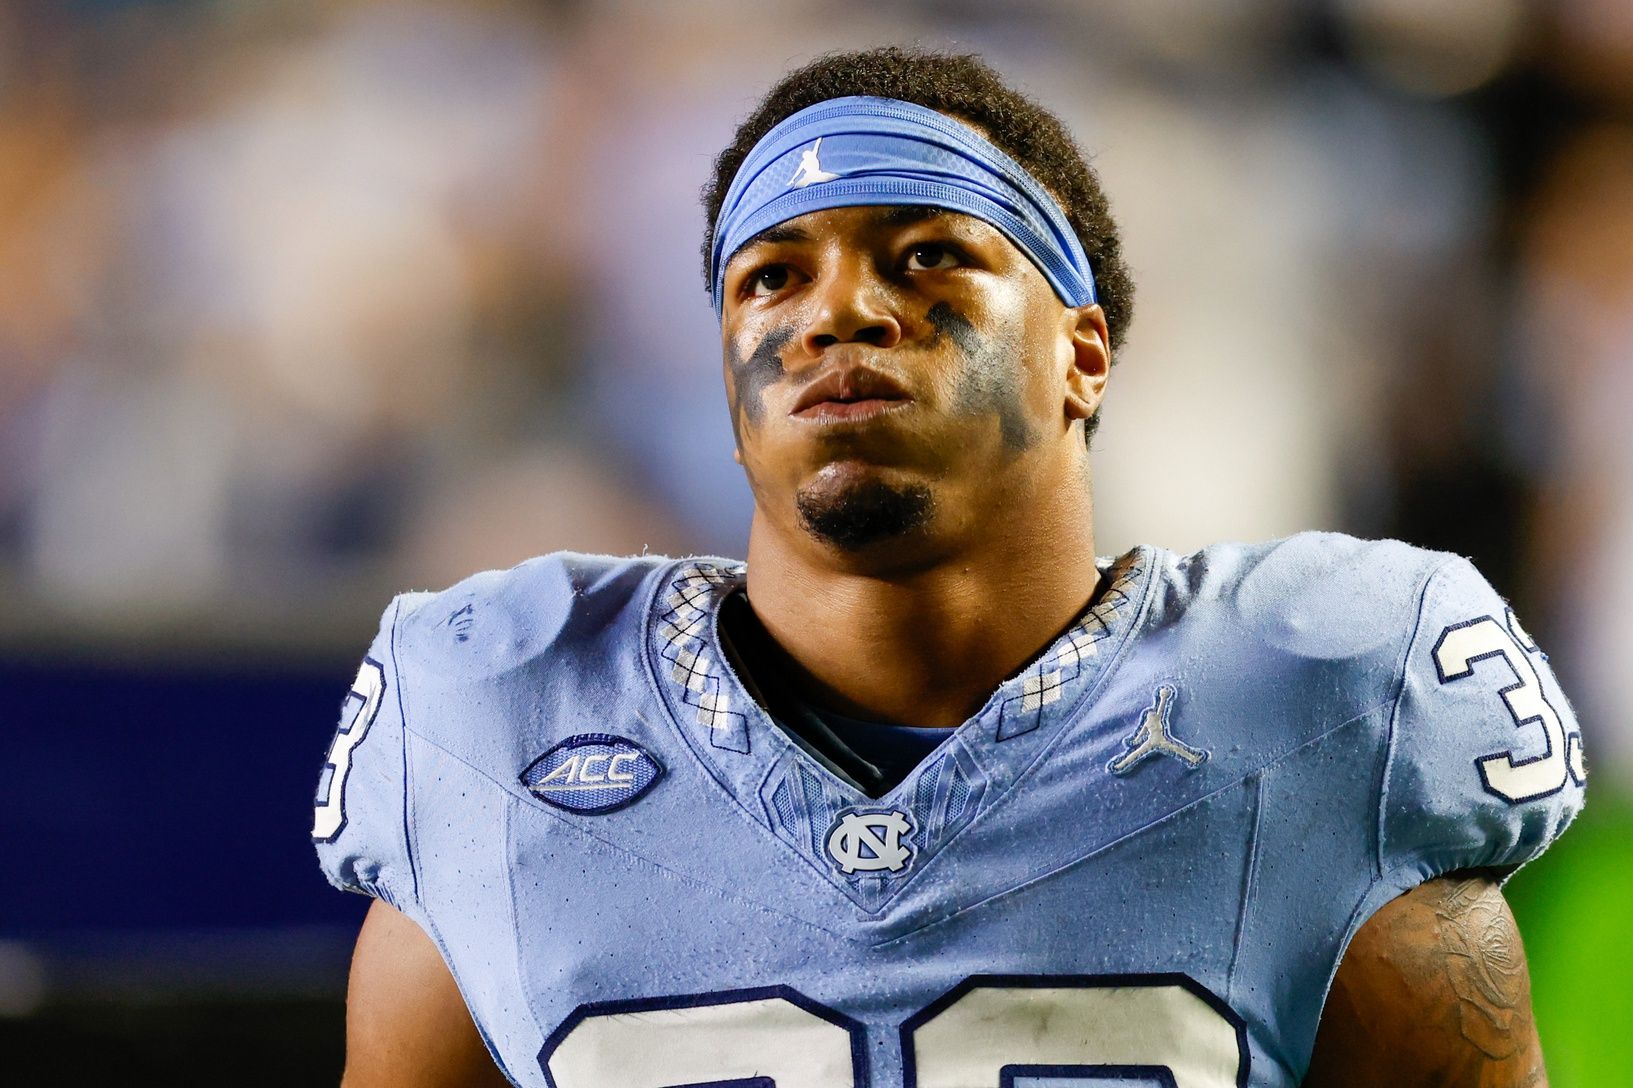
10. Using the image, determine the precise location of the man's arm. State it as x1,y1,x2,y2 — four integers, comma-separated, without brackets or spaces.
342,899,512,1088
1305,873,1547,1088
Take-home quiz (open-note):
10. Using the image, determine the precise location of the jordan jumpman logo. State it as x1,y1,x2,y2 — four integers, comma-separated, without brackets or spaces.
789,138,841,188
1108,685,1209,775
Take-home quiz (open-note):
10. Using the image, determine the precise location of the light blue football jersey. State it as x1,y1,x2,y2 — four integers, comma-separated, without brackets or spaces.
313,532,1585,1088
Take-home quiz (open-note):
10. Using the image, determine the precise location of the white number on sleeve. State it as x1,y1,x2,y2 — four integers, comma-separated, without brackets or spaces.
312,658,386,842
1432,617,1574,803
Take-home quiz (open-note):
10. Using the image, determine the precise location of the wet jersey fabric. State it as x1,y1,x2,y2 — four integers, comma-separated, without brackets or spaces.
312,532,1585,1088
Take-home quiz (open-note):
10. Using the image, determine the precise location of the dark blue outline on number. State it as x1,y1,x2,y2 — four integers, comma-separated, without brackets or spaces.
898,973,1249,1088
312,656,387,844
537,984,869,1088
519,733,666,816
1503,607,1540,654
1000,1066,1175,1087
1431,616,1570,805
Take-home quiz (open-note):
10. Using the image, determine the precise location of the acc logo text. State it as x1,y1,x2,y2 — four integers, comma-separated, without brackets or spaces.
520,734,663,815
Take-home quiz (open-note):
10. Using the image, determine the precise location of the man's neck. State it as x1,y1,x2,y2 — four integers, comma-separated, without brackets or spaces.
741,499,1102,729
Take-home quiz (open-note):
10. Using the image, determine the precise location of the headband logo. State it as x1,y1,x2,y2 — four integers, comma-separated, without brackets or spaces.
789,137,840,188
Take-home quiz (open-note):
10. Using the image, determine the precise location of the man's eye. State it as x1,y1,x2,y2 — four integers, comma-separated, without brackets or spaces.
906,244,960,271
750,266,792,296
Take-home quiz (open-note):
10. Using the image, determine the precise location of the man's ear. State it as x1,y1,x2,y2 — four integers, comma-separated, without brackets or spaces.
1063,303,1111,422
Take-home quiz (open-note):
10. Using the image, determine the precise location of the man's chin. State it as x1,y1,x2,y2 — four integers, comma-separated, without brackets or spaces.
794,466,935,553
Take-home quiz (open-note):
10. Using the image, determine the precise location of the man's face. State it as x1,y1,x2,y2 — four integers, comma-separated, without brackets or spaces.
720,204,1106,559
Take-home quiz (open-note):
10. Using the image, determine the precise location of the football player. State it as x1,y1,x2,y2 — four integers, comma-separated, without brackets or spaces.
316,47,1585,1088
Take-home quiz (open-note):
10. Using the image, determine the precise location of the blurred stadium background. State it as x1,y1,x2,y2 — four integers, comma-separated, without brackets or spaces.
1,0,1630,1084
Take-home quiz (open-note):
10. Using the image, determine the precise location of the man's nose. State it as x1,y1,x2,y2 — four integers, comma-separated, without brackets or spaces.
800,258,902,356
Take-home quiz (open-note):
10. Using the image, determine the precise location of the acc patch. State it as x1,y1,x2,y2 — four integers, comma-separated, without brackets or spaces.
520,734,663,814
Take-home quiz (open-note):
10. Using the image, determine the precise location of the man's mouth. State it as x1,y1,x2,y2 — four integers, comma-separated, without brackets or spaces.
790,365,913,423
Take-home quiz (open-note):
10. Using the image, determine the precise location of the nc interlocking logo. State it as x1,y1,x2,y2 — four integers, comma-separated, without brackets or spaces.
826,809,913,874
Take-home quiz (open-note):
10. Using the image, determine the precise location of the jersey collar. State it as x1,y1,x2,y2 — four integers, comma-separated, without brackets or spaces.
643,549,1155,911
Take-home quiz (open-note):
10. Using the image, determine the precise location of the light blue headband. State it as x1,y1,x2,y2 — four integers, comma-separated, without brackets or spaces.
709,95,1097,319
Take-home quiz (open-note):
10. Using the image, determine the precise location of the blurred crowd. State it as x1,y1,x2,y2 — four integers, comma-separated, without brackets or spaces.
0,0,1630,783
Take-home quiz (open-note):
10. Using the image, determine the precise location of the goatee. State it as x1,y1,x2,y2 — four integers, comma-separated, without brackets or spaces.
795,477,935,552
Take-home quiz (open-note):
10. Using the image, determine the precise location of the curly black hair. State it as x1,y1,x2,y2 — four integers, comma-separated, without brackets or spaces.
701,46,1135,354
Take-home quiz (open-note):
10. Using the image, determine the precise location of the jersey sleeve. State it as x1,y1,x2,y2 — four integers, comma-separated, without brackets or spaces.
1381,555,1586,885
312,594,428,915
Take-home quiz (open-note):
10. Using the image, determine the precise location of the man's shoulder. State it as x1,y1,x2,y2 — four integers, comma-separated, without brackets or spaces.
1149,530,1452,657
389,550,682,662
372,551,719,772
314,552,687,901
1114,532,1461,750
1166,529,1446,596
382,552,686,725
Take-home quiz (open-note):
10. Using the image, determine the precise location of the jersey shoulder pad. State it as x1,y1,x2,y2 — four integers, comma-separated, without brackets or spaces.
1136,529,1443,758
392,551,671,667
1158,532,1439,722
387,551,675,752
1383,552,1585,882
1179,531,1435,644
